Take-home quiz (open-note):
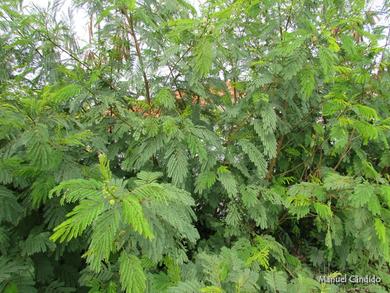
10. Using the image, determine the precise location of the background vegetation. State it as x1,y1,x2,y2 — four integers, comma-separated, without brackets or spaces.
0,0,389,292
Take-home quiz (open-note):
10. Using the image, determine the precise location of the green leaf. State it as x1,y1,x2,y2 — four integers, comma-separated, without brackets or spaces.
289,275,320,293
217,168,238,198
287,193,311,219
350,184,375,208
322,98,349,116
353,120,379,144
3,282,18,293
374,218,386,244
195,170,217,194
341,35,357,57
0,185,23,224
226,203,241,227
313,202,332,220
238,139,267,178
200,286,223,293
127,0,136,11
367,195,381,216
58,130,93,146
330,124,348,154
264,270,287,293
232,269,259,292
98,153,112,181
124,134,165,170
155,88,175,110
86,208,120,272
31,175,56,208
131,183,169,203
50,198,105,243
253,119,277,159
260,104,277,131
352,104,378,121
194,38,213,77
122,196,154,239
166,147,188,186
300,67,315,99
48,84,82,104
323,173,354,191
380,186,390,208
49,178,103,204
246,246,270,269
168,280,202,293
319,47,337,77
135,171,163,184
22,232,55,256
240,185,259,208
119,252,146,293
0,157,21,184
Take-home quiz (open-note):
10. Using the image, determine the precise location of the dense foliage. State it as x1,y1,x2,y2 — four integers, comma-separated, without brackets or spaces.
0,0,390,292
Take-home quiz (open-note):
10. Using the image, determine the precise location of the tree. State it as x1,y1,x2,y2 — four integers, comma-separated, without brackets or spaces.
0,0,389,292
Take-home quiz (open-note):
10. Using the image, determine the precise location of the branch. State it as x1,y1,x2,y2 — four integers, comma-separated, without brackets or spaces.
284,0,295,32
42,33,91,70
277,3,284,41
232,77,238,103
378,26,390,74
123,11,151,105
333,129,356,171
266,135,284,181
164,12,211,85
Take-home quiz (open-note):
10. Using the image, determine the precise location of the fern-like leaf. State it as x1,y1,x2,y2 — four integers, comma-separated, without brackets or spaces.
195,171,217,194
166,147,188,186
119,252,146,293
50,198,105,243
22,232,55,256
0,185,23,224
217,167,238,198
86,208,120,272
155,88,175,110
264,270,288,293
122,196,154,240
238,140,267,178
49,178,103,204
194,38,213,77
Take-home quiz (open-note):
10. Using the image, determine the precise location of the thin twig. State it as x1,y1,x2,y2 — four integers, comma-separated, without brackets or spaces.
333,129,356,171
266,135,284,181
123,11,151,105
